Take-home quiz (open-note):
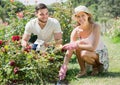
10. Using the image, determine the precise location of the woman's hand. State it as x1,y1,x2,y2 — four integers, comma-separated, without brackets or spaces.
62,42,78,50
62,39,88,50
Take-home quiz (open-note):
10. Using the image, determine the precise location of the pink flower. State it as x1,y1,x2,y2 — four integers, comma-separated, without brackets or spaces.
3,22,8,26
9,60,15,66
14,67,19,74
16,11,24,19
0,40,2,45
10,0,14,2
12,35,20,41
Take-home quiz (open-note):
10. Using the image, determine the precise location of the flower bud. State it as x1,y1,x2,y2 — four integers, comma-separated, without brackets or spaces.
0,40,3,45
14,67,19,74
9,60,15,66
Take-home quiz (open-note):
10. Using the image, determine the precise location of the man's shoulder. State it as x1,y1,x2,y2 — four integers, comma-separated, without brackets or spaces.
28,18,38,24
48,17,59,24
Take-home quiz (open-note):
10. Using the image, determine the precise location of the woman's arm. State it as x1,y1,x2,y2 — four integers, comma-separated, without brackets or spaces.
70,28,78,42
92,24,100,50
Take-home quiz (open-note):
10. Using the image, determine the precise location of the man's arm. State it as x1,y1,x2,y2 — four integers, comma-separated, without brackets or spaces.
54,32,62,45
21,34,31,47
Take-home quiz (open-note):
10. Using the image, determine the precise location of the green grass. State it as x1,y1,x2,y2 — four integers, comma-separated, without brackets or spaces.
47,36,120,85
64,36,120,85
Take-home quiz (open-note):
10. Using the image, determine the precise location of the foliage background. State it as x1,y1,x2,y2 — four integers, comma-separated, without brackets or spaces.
0,0,120,43
0,0,120,84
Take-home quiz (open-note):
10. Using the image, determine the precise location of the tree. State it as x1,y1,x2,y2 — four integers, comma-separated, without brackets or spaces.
0,0,25,22
50,2,73,44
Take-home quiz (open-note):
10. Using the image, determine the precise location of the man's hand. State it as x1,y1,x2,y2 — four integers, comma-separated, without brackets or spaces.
21,40,28,47
44,42,50,47
21,34,30,47
22,44,31,52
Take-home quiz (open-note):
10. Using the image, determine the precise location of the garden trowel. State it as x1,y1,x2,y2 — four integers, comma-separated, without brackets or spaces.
56,80,62,85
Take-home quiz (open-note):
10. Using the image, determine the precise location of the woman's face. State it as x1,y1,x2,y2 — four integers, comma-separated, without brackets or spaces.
75,12,89,26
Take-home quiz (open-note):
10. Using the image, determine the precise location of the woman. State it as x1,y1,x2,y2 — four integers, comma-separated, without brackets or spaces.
59,5,109,80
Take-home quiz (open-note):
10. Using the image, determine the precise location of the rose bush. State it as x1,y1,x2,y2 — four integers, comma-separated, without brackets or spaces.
0,35,64,85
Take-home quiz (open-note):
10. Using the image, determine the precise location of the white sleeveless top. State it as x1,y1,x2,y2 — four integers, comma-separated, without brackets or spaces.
81,32,105,51
75,27,105,51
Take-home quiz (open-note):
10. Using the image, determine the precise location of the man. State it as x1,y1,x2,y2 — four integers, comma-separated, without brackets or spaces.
21,3,62,51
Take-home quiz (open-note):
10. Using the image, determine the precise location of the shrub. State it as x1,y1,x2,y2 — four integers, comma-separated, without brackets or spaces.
0,35,64,84
107,18,120,43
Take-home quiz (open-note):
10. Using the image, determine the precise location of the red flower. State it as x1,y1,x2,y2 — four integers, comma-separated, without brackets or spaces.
12,35,20,41
12,79,17,83
24,45,31,52
0,40,2,45
61,48,66,52
9,60,15,66
14,67,19,74
27,45,31,49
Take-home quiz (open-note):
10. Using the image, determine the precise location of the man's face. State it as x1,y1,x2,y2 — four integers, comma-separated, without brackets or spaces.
36,8,49,23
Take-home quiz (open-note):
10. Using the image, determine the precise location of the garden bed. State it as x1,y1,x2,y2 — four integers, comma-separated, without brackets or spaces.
0,36,64,84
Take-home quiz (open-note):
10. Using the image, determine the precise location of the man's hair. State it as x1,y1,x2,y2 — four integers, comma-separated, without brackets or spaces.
35,3,48,12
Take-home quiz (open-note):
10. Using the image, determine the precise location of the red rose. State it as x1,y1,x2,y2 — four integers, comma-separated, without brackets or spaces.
24,45,31,52
0,40,2,45
12,35,20,41
9,60,15,66
27,45,31,49
61,48,66,52
12,79,17,83
14,67,19,74
16,35,20,41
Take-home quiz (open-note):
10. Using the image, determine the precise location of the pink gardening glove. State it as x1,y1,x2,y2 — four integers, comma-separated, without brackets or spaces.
62,42,78,50
59,65,67,80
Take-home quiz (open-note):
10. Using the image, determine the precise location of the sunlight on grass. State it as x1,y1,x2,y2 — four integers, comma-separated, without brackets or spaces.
70,77,120,85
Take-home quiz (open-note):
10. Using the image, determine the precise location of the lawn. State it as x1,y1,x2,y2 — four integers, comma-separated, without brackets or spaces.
57,36,120,85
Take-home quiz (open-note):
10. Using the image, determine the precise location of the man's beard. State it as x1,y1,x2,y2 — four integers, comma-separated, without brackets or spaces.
38,19,47,23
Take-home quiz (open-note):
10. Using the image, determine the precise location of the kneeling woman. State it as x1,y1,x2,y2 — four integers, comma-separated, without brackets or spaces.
59,5,109,80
